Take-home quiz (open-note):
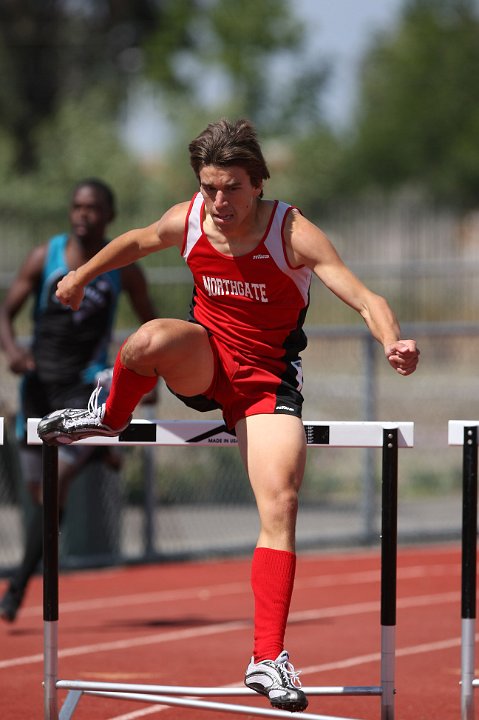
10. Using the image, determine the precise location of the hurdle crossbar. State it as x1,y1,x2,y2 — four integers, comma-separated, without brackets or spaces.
33,419,414,720
27,418,414,448
449,421,479,720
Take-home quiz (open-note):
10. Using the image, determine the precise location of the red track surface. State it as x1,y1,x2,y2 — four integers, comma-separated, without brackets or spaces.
0,543,465,720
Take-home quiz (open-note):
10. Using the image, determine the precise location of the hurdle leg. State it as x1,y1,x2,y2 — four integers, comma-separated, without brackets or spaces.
58,691,82,720
380,428,398,720
29,419,412,720
43,443,59,720
461,427,477,720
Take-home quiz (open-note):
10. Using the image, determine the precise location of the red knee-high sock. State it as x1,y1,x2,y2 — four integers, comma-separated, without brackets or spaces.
251,547,296,662
103,351,158,429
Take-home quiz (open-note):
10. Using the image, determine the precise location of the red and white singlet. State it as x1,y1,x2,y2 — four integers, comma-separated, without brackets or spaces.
180,193,313,428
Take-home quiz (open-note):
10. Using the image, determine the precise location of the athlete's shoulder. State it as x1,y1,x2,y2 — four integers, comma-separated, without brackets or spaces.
46,232,69,251
44,232,69,260
29,241,50,266
273,199,302,213
262,200,302,236
264,198,302,221
12,242,49,286
160,200,192,229
41,232,70,276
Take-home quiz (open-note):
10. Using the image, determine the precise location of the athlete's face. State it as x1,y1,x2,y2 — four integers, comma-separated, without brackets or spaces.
69,186,114,243
199,165,262,234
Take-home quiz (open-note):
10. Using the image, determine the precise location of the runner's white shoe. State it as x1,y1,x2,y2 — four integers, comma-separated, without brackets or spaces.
244,650,308,712
37,384,131,445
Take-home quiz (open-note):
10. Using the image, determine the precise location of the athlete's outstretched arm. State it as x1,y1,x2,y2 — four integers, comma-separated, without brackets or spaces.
56,202,189,311
0,244,47,373
286,211,419,376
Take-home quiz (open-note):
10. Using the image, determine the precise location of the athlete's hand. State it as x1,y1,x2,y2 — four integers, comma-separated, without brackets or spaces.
56,271,85,311
385,340,419,376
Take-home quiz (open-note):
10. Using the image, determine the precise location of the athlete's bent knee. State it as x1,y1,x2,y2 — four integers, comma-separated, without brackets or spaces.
122,324,160,366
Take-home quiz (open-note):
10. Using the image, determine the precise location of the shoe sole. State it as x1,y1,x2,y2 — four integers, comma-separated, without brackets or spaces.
271,699,308,712
245,682,308,713
38,418,131,446
39,427,125,446
40,431,75,445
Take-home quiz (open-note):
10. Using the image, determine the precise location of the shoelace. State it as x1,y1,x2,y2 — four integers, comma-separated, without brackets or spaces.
278,659,302,688
87,381,104,419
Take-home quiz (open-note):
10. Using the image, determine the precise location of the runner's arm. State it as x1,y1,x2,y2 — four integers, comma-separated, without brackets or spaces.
0,245,47,373
56,203,188,311
286,212,419,375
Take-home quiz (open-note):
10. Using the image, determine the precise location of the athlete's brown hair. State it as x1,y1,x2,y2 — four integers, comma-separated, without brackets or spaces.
189,119,270,195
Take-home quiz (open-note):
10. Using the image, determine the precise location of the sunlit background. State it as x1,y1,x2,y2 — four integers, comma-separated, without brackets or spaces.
1,0,479,570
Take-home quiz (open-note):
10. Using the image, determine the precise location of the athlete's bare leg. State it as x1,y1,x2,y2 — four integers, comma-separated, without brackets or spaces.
120,318,215,397
235,413,306,551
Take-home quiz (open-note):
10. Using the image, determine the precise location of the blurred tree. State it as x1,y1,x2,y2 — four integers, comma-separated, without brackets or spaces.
142,0,330,137
266,128,343,221
0,0,330,181
0,0,168,173
339,0,479,208
139,0,334,216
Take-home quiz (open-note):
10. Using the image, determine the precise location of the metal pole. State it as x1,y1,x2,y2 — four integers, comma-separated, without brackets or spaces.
461,426,477,720
380,428,398,720
361,334,377,542
43,443,59,720
142,445,156,559
142,405,157,560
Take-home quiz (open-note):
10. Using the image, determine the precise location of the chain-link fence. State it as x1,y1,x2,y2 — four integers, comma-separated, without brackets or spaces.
1,197,479,574
0,323,476,575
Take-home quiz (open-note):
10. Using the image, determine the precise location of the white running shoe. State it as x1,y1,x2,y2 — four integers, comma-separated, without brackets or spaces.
244,650,308,712
37,384,131,445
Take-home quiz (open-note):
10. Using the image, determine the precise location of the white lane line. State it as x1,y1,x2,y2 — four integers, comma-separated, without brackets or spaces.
109,707,170,719
0,591,460,670
8,563,460,619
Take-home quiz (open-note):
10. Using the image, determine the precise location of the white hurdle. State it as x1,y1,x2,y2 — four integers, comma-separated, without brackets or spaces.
28,418,414,720
448,421,479,720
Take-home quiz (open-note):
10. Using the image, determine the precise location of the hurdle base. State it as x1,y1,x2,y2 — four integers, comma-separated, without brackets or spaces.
59,683,371,720
58,691,81,720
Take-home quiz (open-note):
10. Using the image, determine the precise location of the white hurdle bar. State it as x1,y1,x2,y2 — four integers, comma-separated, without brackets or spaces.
449,421,479,720
28,418,414,720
